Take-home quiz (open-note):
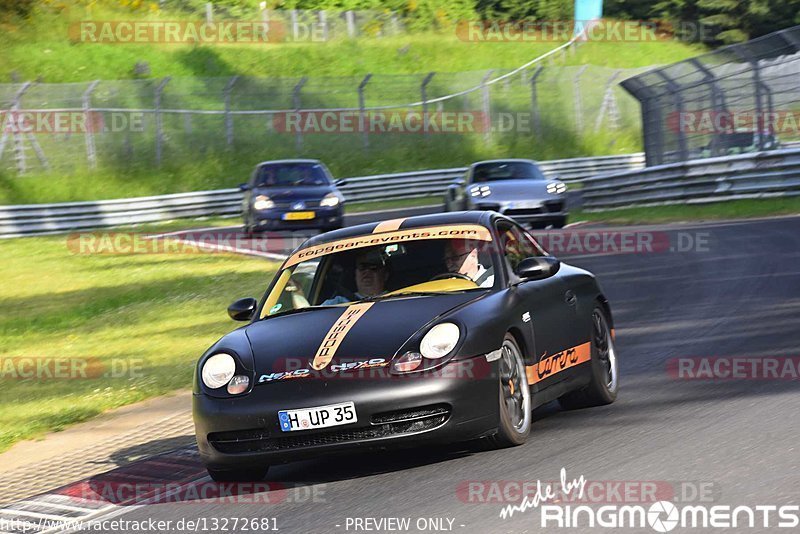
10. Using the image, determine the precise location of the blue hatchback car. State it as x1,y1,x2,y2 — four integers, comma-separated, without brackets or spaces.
241,160,346,233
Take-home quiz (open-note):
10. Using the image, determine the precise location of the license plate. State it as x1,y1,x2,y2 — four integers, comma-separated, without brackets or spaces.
282,211,315,221
509,200,542,209
278,401,356,432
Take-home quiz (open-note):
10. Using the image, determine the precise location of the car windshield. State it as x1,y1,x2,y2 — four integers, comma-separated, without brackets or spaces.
472,161,546,182
260,225,497,318
254,163,330,187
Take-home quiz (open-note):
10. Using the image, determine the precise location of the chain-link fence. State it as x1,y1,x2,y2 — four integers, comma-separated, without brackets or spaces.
621,25,800,167
0,61,647,176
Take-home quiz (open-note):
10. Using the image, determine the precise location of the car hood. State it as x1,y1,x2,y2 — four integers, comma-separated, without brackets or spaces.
469,179,558,202
244,291,485,378
253,185,333,201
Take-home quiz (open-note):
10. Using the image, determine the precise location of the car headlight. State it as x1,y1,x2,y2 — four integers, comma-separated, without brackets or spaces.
320,192,341,207
201,353,236,389
470,186,491,197
253,195,275,210
546,181,567,194
420,323,460,359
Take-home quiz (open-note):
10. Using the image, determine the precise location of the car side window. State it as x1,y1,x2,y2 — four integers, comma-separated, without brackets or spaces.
498,223,543,275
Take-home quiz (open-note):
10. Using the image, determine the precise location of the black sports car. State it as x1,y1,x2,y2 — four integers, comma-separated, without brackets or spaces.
240,159,346,233
193,211,618,481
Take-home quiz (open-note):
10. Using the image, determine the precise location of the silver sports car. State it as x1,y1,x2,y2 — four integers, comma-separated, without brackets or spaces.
444,159,568,228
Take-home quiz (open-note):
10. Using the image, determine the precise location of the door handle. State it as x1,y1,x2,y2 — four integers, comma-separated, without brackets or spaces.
564,290,577,306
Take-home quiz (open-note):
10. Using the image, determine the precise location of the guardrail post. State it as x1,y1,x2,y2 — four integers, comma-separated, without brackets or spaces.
420,72,435,137
573,65,588,134
346,11,356,38
83,80,100,169
481,70,493,142
319,11,328,41
154,77,171,167
205,2,212,24
358,74,372,148
292,77,307,153
530,67,543,139
224,76,239,149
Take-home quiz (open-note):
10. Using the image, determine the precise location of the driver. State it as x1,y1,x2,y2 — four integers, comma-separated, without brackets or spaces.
444,239,494,287
323,248,389,305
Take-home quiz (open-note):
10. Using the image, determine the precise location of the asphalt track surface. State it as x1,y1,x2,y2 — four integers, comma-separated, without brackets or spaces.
15,213,800,533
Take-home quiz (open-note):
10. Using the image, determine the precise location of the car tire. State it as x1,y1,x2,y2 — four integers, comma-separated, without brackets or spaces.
558,306,618,410
490,333,532,448
207,465,269,482
551,216,567,229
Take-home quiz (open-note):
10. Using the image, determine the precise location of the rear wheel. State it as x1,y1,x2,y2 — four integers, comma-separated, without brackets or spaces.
559,306,618,409
490,334,531,447
207,465,269,482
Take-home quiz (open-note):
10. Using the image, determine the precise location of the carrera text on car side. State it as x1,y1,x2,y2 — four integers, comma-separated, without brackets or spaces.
193,211,618,481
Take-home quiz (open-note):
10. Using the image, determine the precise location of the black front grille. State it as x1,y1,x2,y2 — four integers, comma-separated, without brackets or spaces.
208,406,451,454
371,404,450,424
505,208,543,217
544,200,564,213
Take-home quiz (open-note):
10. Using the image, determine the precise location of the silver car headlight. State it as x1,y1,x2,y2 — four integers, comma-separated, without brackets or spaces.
201,353,236,389
546,181,567,194
253,195,275,210
420,323,460,359
320,192,341,207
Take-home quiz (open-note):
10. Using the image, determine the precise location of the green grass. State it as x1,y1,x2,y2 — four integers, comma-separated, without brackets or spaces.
572,197,800,225
0,4,704,82
0,235,276,452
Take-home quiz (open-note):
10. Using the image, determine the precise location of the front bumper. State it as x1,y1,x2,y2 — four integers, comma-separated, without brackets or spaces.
248,206,343,231
473,199,567,226
194,358,499,469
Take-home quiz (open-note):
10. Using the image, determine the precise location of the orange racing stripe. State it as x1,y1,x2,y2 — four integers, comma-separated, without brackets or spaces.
311,302,374,371
373,218,406,233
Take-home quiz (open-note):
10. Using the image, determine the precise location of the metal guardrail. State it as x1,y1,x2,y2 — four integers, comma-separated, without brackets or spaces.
582,148,800,210
0,153,645,237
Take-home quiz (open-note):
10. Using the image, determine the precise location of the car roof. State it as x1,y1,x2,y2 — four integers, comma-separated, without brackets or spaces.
256,159,321,166
298,211,502,249
470,158,539,167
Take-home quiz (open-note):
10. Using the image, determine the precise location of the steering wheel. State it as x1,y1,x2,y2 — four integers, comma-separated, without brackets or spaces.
430,272,472,282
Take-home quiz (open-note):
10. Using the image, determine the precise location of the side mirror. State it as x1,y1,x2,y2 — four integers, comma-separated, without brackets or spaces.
516,256,560,281
228,297,258,321
453,178,466,186
334,179,348,187
238,183,250,191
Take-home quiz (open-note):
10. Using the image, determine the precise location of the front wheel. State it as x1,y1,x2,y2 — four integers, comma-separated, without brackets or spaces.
207,465,269,482
490,334,531,447
559,306,618,409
